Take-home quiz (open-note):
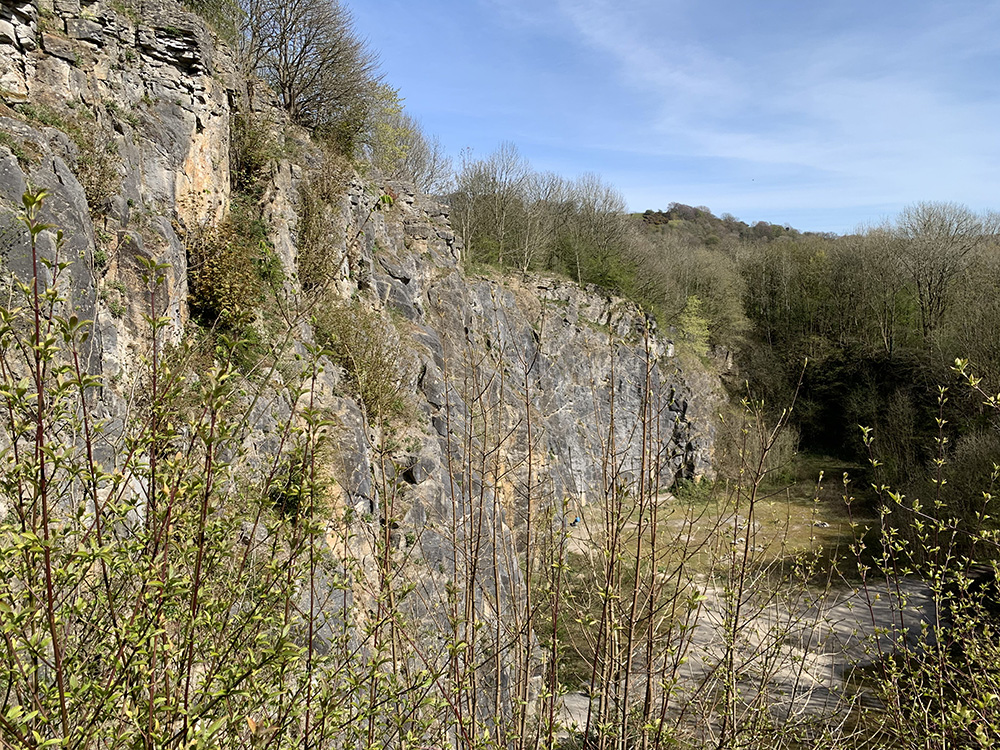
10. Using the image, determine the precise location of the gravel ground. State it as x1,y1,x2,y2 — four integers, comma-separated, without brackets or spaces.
555,577,938,738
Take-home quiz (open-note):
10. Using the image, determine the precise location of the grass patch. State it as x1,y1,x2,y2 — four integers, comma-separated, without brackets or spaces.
672,454,873,577
313,301,409,423
15,102,121,213
0,131,30,167
15,102,67,129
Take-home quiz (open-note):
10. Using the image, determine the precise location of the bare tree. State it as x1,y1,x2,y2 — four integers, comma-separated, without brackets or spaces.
892,201,999,339
451,143,532,266
238,0,381,140
450,148,493,261
559,172,631,287
367,98,453,194
834,225,910,354
402,126,453,195
482,142,531,267
450,149,639,289
514,171,569,273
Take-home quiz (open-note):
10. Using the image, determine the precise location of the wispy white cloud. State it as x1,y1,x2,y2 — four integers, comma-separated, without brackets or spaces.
478,0,563,29
542,0,1000,225
556,0,740,107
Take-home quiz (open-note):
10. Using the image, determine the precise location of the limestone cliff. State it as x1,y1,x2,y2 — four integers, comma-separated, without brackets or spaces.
0,0,722,714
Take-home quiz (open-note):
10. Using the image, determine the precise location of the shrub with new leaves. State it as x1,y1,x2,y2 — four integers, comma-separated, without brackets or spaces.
0,190,360,748
296,165,346,294
230,111,278,201
313,301,407,422
185,201,277,330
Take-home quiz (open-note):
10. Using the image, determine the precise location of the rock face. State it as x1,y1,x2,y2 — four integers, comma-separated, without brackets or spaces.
0,0,721,722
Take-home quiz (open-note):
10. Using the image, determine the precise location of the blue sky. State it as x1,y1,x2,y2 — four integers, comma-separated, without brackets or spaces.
343,0,1000,234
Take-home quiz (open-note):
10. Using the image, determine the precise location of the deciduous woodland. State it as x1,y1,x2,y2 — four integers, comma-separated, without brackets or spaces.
0,0,998,748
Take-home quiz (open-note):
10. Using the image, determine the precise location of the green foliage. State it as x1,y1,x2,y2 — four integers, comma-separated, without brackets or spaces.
850,416,1000,745
944,251,1000,390
635,200,1000,522
183,0,239,43
15,102,121,214
99,279,128,318
230,111,278,200
0,130,30,167
104,97,141,129
313,300,407,422
0,190,333,748
0,189,461,750
364,84,452,192
678,294,710,357
269,450,313,521
452,144,638,294
15,101,67,128
186,198,278,331
713,397,799,483
296,166,345,293
365,83,407,171
108,0,140,23
73,121,120,213
935,430,1000,538
8,190,1000,749
295,155,394,295
240,0,381,153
